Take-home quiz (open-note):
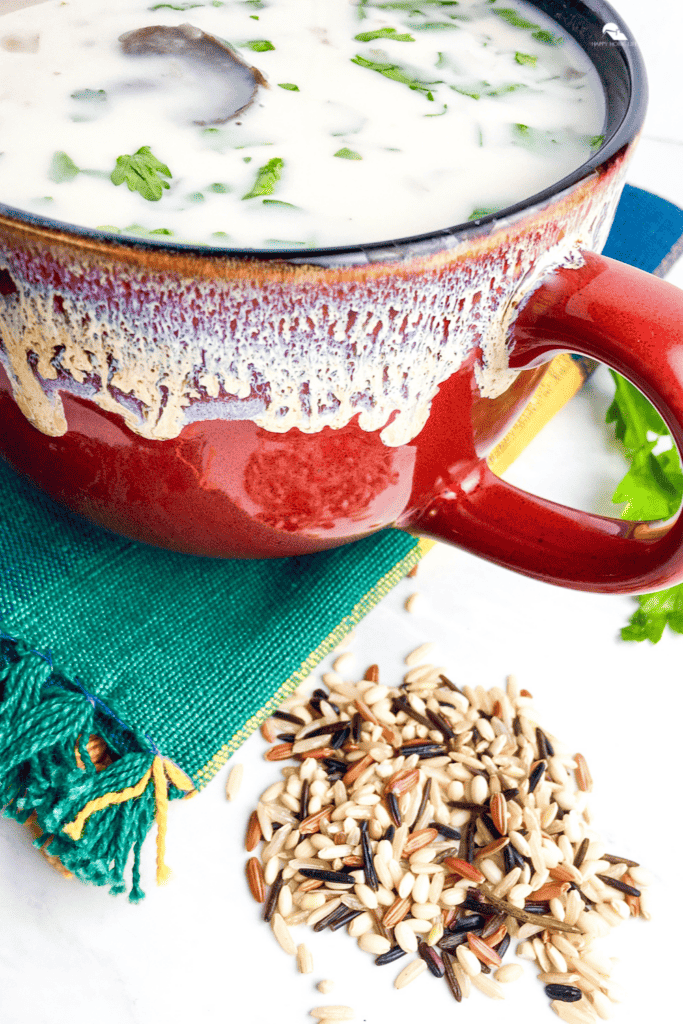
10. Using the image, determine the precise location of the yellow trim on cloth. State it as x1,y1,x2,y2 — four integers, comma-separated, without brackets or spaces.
62,756,195,884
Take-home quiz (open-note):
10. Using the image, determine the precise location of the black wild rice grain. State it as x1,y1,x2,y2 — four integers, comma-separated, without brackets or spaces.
413,778,432,827
501,788,520,800
535,727,555,759
329,908,366,931
503,842,516,875
386,791,402,827
435,846,460,864
495,933,511,960
263,870,285,922
375,945,408,966
276,732,296,742
528,760,546,794
471,726,481,746
313,903,350,932
522,903,551,914
272,710,306,726
299,778,310,821
603,853,640,868
299,868,356,885
448,913,486,935
437,931,469,951
544,984,583,1002
351,711,362,743
360,822,379,891
330,727,350,750
464,818,477,863
596,874,641,897
442,950,463,1002
426,708,456,739
304,720,352,740
438,674,463,694
450,800,489,812
323,758,349,776
398,742,448,759
431,822,461,842
481,912,507,940
512,716,523,737
418,940,445,977
573,837,590,869
481,813,502,840
394,696,435,732
383,824,395,843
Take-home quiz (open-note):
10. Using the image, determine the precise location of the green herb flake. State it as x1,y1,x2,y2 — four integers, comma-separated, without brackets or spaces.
187,192,205,202
148,227,174,235
491,7,537,30
208,182,230,193
515,51,537,66
278,82,300,91
242,156,284,199
49,151,80,183
425,103,448,117
354,27,415,42
71,88,107,102
245,39,275,51
351,53,440,98
149,2,202,9
467,207,498,220
334,147,363,160
531,28,563,45
589,134,605,150
262,199,298,207
110,146,172,202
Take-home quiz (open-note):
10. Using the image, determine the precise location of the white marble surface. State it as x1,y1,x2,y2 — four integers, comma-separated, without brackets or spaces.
1,1,683,1023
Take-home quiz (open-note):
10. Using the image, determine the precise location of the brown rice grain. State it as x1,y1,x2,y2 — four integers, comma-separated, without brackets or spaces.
394,959,428,989
405,643,435,666
395,920,419,953
358,933,392,955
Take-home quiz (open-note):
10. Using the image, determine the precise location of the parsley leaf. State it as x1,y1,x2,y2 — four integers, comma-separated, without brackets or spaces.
334,147,362,160
351,54,440,99
244,39,275,51
492,7,563,45
49,151,80,183
606,370,683,641
110,146,172,201
355,27,415,41
278,82,299,91
242,156,284,199
515,52,537,66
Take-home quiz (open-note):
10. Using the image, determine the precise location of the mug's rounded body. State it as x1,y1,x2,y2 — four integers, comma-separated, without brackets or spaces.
0,148,627,557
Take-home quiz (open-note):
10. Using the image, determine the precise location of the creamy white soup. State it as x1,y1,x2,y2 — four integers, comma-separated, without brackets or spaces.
0,0,605,248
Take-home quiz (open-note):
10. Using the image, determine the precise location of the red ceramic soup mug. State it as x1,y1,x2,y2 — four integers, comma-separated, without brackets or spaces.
1,0,682,593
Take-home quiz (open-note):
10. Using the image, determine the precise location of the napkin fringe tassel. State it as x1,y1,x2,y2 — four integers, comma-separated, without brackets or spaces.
0,638,194,901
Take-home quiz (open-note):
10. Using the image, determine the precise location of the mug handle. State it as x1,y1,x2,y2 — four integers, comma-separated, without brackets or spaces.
409,251,683,594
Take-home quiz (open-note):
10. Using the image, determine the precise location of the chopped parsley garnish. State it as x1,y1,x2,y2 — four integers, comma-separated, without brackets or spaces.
208,182,231,193
278,83,300,91
468,207,499,220
49,151,80,183
354,27,415,41
244,39,275,51
242,157,284,199
425,103,448,117
334,147,363,160
589,134,605,150
149,2,202,9
491,7,537,30
351,54,440,99
531,28,563,46
110,146,172,201
71,88,107,102
515,52,537,66
262,199,298,207
605,370,683,641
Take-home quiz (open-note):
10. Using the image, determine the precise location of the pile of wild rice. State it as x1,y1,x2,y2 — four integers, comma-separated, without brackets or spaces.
244,658,650,1023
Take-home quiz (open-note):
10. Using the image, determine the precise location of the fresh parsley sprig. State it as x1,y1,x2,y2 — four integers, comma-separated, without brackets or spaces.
242,157,284,199
606,370,683,641
111,147,172,201
351,54,440,99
